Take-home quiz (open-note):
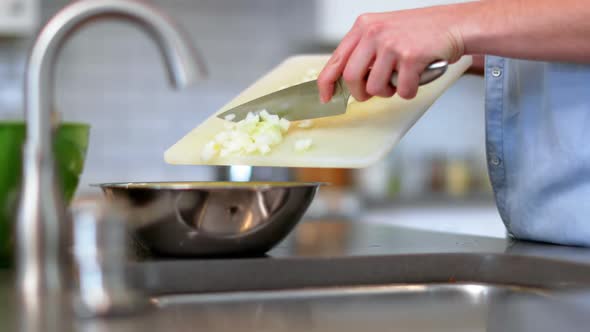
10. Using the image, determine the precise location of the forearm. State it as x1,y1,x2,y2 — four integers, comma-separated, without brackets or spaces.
317,0,589,101
459,0,590,63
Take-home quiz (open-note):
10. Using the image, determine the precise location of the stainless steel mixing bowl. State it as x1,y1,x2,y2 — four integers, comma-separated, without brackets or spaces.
96,182,321,257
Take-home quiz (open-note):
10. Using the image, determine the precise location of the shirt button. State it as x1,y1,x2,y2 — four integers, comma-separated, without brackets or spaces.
491,67,502,77
490,155,502,166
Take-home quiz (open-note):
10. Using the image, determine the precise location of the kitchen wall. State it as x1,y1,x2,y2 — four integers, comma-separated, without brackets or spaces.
0,0,489,201
1,0,318,192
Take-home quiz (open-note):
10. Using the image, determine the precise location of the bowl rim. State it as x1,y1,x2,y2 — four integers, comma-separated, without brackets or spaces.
91,181,326,190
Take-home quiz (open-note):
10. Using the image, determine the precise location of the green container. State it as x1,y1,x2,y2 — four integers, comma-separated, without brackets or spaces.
0,122,90,268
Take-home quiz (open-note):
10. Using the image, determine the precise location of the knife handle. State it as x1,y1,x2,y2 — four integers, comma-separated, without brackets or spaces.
390,60,448,87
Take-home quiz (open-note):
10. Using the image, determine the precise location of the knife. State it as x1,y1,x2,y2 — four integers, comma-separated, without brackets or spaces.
218,60,448,122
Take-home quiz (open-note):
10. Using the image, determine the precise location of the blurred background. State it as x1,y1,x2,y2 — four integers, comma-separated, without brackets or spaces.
0,0,505,238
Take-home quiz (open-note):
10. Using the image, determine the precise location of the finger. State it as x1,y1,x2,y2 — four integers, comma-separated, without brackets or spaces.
342,38,376,102
317,29,362,103
366,49,396,98
395,59,428,99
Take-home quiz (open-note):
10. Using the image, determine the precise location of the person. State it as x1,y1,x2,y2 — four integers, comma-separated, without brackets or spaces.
317,0,590,246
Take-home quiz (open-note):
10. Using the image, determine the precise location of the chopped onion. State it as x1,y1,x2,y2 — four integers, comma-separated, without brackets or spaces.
294,138,313,152
203,66,325,161
297,119,314,129
201,141,219,162
303,68,320,81
279,118,291,131
201,109,291,161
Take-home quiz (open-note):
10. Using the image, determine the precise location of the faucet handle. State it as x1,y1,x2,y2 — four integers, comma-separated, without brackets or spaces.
71,198,147,318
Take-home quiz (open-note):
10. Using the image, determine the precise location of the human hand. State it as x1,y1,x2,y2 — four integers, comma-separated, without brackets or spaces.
318,6,468,102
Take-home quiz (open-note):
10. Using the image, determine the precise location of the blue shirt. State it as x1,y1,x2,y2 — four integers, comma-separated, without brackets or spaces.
486,56,590,246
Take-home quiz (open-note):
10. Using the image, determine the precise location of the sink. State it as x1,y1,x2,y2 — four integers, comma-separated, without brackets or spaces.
0,224,590,332
107,220,590,332
118,253,590,332
131,253,590,295
150,284,585,332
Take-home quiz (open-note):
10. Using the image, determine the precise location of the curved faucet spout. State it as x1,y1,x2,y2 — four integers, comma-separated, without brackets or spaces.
17,0,205,308
26,0,205,149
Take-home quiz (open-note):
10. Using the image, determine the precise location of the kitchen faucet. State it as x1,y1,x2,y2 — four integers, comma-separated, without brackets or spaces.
16,0,204,329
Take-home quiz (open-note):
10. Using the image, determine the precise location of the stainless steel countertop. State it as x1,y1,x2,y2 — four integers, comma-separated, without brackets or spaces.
272,218,590,265
2,218,590,331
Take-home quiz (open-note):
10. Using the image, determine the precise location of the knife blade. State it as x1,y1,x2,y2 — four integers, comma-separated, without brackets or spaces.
218,60,448,122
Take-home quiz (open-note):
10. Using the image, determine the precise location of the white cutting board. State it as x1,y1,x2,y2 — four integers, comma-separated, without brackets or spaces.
165,55,472,168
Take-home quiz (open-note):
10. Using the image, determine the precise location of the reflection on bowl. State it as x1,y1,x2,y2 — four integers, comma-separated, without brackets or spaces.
96,182,321,257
